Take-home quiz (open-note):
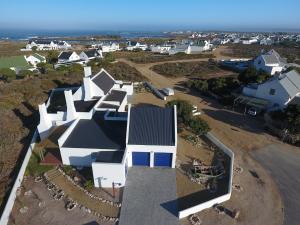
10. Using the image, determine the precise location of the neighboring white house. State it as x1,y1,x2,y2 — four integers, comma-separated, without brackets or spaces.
241,38,258,45
98,43,120,53
242,70,300,108
58,51,81,63
126,41,148,51
79,49,103,62
37,66,176,188
151,45,172,54
253,49,286,75
25,53,46,66
260,38,274,45
26,39,71,51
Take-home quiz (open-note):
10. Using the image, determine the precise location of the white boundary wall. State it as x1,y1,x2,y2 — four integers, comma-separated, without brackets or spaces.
0,130,38,225
178,132,234,219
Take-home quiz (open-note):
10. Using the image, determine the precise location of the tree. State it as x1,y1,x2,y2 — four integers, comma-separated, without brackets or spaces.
36,62,53,74
68,64,83,75
167,99,193,124
284,104,300,134
46,50,59,64
32,46,38,51
0,68,16,82
238,66,257,84
189,117,211,135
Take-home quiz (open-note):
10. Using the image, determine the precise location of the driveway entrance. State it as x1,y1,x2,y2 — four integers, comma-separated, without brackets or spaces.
119,167,179,225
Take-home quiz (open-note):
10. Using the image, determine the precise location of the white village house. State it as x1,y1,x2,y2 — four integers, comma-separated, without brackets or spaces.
126,41,148,51
26,39,71,51
58,51,81,63
168,40,212,55
97,42,120,53
242,70,300,109
37,67,177,188
79,49,103,62
253,49,286,75
25,53,46,66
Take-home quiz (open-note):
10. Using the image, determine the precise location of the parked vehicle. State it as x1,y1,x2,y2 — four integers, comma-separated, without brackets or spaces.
162,88,174,96
247,107,257,116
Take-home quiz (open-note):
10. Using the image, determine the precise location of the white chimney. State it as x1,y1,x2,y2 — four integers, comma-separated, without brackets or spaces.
37,103,52,140
84,66,92,77
64,90,77,121
83,77,94,101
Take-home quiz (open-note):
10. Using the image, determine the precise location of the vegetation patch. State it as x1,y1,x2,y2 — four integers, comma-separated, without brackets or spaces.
151,60,234,79
166,99,210,135
129,52,214,64
222,43,300,63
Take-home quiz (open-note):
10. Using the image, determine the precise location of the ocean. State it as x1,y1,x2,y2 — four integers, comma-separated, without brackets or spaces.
0,29,171,41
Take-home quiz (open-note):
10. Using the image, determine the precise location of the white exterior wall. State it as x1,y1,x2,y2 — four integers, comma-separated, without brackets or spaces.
242,87,257,97
255,80,290,107
254,56,283,75
92,162,126,188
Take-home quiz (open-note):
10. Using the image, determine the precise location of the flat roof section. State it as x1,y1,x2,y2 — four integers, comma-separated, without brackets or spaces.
74,100,97,112
62,111,127,149
128,105,175,146
104,90,127,103
98,103,119,110
94,151,124,163
47,88,78,113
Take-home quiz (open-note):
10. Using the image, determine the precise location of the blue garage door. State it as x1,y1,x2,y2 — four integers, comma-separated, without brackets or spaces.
132,152,150,166
154,153,172,167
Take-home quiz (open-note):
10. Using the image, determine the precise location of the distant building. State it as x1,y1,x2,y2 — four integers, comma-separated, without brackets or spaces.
168,40,212,55
25,53,46,66
260,38,274,45
241,38,258,45
253,49,286,75
58,51,80,63
79,49,103,62
26,39,71,51
97,43,120,53
242,70,300,108
126,41,148,51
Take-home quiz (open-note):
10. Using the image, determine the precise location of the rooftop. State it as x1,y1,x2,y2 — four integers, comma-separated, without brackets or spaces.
62,111,127,149
104,90,127,103
92,70,115,94
128,105,175,146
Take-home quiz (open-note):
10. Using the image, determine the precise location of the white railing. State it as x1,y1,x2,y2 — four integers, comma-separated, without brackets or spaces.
178,132,234,219
0,130,38,225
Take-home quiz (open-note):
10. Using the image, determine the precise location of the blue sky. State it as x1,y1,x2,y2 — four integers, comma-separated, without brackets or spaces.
0,0,300,31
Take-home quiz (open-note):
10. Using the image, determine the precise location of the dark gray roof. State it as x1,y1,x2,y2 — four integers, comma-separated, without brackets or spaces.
47,88,79,113
94,151,124,163
30,39,52,44
58,51,73,60
73,100,97,112
62,112,127,149
84,49,100,58
98,103,119,110
289,96,300,105
92,71,115,94
104,90,127,103
128,105,175,146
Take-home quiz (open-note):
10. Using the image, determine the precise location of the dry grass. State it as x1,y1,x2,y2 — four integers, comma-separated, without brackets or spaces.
0,41,27,57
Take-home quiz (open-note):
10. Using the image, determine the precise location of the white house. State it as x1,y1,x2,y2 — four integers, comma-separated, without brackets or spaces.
126,41,148,51
151,45,172,54
242,70,300,109
253,49,286,75
79,49,103,62
37,66,176,188
58,51,81,63
100,43,120,53
26,39,71,51
241,38,258,45
25,53,46,66
260,38,274,45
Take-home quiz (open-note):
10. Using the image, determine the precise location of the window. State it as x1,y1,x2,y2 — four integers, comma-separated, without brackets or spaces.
269,88,276,95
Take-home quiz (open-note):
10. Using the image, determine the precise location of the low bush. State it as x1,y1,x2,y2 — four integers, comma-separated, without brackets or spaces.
189,117,211,135
84,180,94,190
25,152,53,176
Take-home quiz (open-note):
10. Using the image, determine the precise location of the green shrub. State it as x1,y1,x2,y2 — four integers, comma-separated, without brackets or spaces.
18,70,34,79
0,68,16,82
25,152,53,176
84,179,94,190
104,52,115,63
189,117,211,135
167,99,193,124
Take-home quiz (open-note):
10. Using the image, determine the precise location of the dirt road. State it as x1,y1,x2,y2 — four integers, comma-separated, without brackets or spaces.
123,54,285,225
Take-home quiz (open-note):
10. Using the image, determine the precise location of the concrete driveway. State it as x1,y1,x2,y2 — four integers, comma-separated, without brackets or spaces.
251,144,300,225
119,167,180,225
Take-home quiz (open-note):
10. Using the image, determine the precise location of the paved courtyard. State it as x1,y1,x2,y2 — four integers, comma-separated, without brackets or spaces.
252,144,300,225
119,167,180,225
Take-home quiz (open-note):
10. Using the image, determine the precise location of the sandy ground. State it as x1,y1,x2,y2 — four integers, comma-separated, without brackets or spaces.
9,177,113,225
